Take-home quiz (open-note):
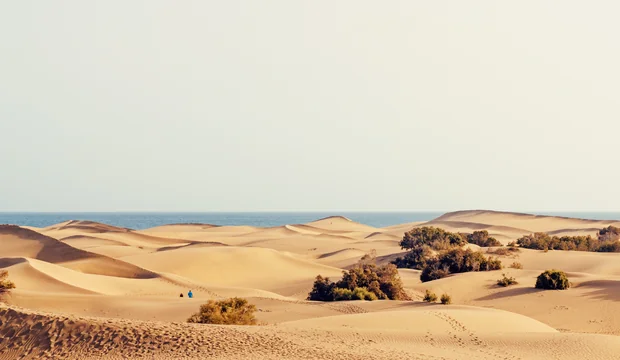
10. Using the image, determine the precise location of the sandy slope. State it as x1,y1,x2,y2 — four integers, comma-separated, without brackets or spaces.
2,210,620,359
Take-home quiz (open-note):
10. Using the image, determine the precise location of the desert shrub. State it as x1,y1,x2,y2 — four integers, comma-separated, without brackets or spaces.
392,245,434,270
309,253,409,301
497,273,518,287
0,270,15,292
332,287,378,301
467,231,502,247
507,241,517,247
535,270,570,290
419,248,503,282
399,227,466,251
517,230,620,253
440,293,452,305
487,247,520,256
509,262,523,269
423,289,438,303
599,226,620,241
187,297,257,325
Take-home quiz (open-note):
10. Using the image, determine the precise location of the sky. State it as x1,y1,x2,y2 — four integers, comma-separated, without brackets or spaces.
1,1,619,212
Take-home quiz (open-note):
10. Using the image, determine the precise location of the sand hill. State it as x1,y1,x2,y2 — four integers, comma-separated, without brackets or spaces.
2,211,620,359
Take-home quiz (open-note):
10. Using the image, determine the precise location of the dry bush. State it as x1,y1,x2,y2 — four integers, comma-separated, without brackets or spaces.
497,273,518,287
487,247,520,256
599,226,620,241
0,270,15,292
423,289,438,303
187,297,257,325
535,270,570,290
440,293,452,305
509,262,523,269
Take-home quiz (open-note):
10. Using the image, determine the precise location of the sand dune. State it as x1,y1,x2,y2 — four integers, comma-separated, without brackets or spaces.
3,211,620,358
434,210,619,233
121,246,343,294
3,304,620,360
0,225,157,279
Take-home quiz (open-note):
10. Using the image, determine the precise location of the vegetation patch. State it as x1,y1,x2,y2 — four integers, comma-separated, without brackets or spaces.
187,297,257,325
497,273,518,287
517,229,620,252
0,270,15,292
535,270,570,290
308,252,409,301
423,289,438,303
509,262,523,269
440,293,452,305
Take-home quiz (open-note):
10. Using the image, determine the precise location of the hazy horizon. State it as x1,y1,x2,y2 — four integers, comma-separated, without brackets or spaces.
2,1,619,212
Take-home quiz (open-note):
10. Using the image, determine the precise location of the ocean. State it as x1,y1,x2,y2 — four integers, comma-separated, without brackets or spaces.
1,211,619,230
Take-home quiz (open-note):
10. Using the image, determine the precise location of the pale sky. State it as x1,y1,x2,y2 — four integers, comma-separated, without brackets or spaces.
1,1,619,212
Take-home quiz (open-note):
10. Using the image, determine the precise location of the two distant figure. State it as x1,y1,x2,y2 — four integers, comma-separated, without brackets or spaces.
179,290,193,298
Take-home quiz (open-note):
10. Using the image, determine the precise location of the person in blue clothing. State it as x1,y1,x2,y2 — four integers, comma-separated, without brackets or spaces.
188,290,193,298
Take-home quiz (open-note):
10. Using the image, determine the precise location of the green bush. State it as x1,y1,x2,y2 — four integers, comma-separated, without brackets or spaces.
423,289,438,303
399,227,466,251
440,293,452,305
535,270,570,290
0,270,15,292
517,232,620,253
419,248,503,282
309,253,409,301
497,273,518,287
187,297,257,325
332,287,378,301
392,245,434,270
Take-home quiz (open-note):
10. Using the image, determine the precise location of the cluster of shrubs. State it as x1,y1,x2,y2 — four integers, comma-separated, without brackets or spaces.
516,226,620,252
423,290,451,305
0,270,15,292
392,227,504,283
308,253,409,301
420,248,502,282
187,297,258,325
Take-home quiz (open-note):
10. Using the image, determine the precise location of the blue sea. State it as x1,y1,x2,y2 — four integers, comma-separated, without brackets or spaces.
0,212,619,230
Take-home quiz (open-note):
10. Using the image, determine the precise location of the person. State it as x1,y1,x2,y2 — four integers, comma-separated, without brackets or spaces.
188,290,193,298
179,293,183,297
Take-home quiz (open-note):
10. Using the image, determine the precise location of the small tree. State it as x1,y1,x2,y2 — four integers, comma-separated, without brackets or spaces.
0,270,15,292
535,270,570,290
307,275,336,301
187,297,257,325
440,293,452,305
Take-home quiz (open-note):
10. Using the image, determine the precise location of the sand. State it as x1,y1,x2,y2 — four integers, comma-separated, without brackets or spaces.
2,210,620,359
